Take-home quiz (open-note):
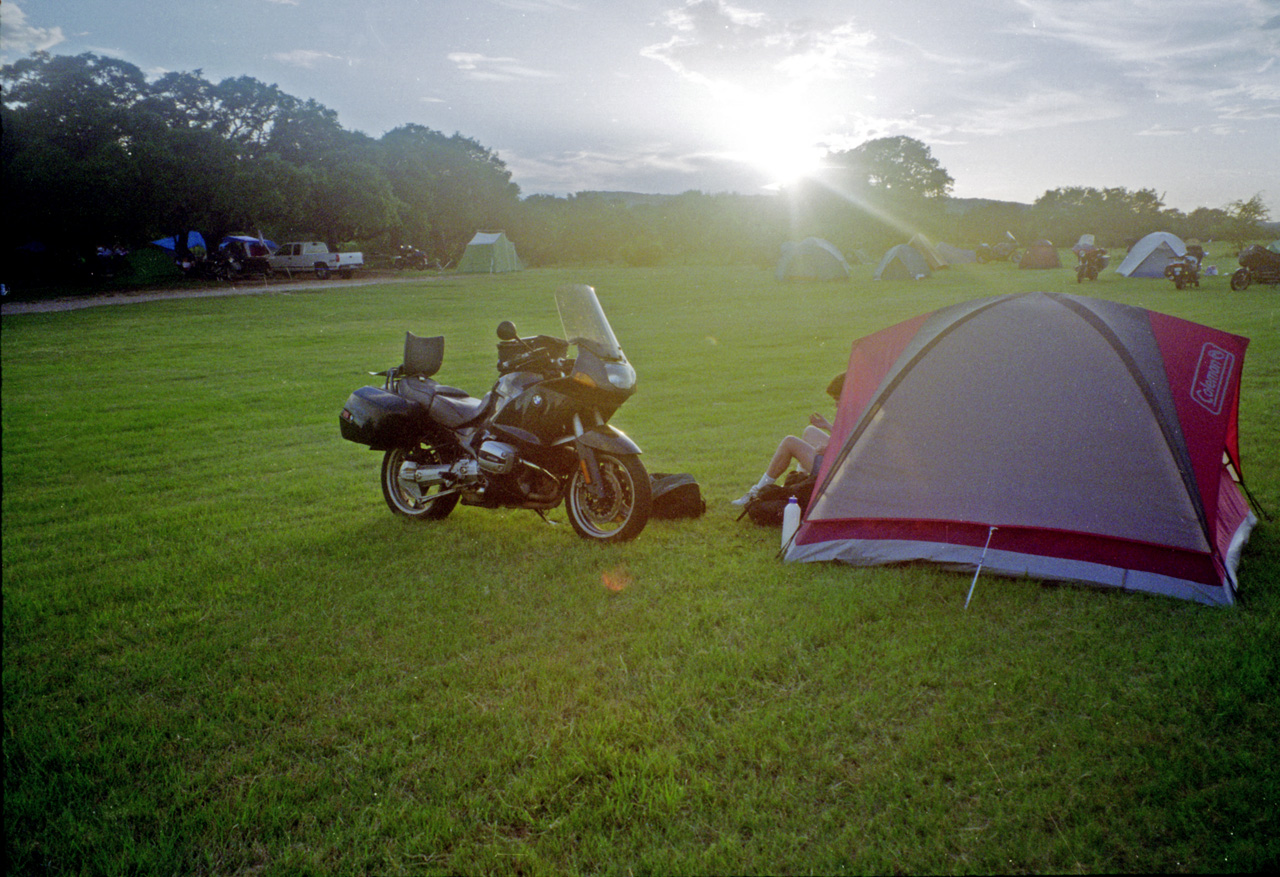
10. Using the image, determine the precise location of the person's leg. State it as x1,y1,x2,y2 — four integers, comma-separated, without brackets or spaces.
733,436,815,505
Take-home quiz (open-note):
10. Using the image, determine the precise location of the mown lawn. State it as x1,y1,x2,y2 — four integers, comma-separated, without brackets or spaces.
4,258,1278,875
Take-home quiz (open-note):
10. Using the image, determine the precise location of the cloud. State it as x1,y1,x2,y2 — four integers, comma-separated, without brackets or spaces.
447,52,558,82
642,0,877,91
1010,0,1280,118
270,49,345,68
491,0,582,11
0,1,66,62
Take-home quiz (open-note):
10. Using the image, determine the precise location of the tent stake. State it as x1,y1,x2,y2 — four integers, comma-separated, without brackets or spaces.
964,526,998,610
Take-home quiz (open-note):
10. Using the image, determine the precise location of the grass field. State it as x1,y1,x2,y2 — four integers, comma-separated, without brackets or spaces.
4,257,1278,875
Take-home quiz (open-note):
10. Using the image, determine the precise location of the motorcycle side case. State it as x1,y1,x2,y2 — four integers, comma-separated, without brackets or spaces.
339,385,426,450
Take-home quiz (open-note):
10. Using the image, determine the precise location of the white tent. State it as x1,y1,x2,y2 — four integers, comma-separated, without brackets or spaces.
1115,231,1187,278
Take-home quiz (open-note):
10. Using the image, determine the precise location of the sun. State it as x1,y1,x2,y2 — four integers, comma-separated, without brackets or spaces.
714,86,828,188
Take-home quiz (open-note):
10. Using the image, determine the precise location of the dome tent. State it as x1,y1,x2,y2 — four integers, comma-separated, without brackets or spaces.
1115,231,1187,278
775,237,852,281
786,292,1256,606
873,244,932,281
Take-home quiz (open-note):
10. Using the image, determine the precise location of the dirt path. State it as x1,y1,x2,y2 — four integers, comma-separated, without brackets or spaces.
1,272,427,315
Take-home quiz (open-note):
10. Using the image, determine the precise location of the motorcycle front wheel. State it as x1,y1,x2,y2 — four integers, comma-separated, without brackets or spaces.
381,443,460,520
566,452,651,542
1230,269,1250,291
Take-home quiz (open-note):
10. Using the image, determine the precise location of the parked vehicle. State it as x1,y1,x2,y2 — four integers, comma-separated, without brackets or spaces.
1229,244,1280,290
1074,245,1109,283
1164,254,1201,289
393,245,434,271
339,284,652,542
219,235,274,278
975,232,1020,264
270,241,364,279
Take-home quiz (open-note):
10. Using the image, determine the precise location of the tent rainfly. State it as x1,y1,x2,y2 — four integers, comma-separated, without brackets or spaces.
908,234,949,271
457,231,522,274
776,237,853,281
786,292,1256,606
873,244,932,281
1115,231,1187,278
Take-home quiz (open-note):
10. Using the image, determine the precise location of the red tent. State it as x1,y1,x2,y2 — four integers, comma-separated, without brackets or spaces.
787,292,1256,605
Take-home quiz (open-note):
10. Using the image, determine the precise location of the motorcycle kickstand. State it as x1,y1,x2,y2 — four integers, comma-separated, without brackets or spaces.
534,509,559,526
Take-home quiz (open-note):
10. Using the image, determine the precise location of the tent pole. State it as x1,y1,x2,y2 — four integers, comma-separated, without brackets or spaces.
964,526,998,610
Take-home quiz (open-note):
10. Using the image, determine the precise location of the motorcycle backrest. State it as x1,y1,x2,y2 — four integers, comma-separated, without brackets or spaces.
403,332,444,378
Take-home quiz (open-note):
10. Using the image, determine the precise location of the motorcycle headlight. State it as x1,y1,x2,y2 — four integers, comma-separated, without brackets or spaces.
605,361,636,390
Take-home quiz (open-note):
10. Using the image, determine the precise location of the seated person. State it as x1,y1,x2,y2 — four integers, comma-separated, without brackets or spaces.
731,373,844,506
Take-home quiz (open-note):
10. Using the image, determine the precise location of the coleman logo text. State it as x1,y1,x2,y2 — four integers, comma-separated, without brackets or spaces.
1191,343,1234,415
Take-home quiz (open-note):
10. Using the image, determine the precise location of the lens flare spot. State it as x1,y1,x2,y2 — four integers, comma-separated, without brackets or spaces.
602,567,633,592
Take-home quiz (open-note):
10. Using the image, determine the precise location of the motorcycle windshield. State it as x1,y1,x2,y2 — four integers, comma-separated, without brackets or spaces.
555,284,625,361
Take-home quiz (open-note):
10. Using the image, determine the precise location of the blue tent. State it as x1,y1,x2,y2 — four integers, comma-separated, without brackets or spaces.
151,231,207,253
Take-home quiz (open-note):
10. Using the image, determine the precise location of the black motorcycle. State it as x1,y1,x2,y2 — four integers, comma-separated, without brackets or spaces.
975,232,1020,264
1229,244,1280,290
1164,253,1201,290
1074,246,1109,282
393,245,433,271
339,284,652,542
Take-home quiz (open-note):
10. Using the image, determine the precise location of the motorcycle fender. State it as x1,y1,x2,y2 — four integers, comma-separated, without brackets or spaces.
574,427,641,499
576,425,642,456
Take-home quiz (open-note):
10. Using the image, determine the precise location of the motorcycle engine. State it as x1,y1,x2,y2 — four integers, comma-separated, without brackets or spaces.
477,440,518,474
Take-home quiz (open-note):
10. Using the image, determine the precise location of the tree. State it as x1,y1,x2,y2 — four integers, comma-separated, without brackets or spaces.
1222,194,1271,249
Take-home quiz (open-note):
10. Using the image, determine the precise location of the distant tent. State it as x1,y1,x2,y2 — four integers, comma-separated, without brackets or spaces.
908,234,948,270
936,242,976,264
1116,231,1187,278
786,292,1256,606
1019,240,1062,269
151,231,207,254
873,244,932,280
457,231,522,274
1267,240,1280,255
776,237,852,281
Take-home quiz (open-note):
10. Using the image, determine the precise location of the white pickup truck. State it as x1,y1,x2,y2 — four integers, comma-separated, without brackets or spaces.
270,241,364,279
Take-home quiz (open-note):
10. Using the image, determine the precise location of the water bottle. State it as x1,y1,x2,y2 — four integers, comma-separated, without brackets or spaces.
781,496,801,550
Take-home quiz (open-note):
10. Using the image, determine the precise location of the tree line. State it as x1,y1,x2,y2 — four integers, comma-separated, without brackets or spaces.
2,52,1271,286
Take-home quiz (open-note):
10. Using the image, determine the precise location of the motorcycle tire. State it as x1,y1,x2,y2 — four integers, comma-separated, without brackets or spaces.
1230,269,1250,291
381,443,460,520
565,452,651,543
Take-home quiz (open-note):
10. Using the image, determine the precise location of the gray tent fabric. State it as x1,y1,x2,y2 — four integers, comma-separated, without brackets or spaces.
936,242,976,263
1115,231,1186,278
873,244,932,280
786,292,1256,605
776,237,852,281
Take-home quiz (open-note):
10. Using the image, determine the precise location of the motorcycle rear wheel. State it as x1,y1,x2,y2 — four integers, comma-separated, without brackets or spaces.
381,443,460,519
566,452,651,542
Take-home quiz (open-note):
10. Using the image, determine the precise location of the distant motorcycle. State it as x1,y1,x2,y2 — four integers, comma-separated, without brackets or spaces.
1074,246,1109,283
393,246,433,271
975,232,1020,264
1164,254,1200,290
1229,244,1280,290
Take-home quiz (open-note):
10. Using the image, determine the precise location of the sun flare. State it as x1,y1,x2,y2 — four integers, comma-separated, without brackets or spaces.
715,86,828,188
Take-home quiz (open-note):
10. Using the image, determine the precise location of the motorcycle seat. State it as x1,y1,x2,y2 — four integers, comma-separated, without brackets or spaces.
397,375,468,405
430,391,491,429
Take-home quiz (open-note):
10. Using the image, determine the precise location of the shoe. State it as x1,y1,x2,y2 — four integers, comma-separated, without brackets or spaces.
731,487,759,506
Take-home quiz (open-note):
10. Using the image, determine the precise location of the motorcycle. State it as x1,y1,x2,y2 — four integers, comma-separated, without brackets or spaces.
975,232,1020,264
1164,253,1201,290
1074,246,1109,282
1229,244,1280,290
393,245,433,271
339,284,652,542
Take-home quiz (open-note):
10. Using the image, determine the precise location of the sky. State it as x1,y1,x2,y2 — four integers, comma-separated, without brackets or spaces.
4,0,1279,212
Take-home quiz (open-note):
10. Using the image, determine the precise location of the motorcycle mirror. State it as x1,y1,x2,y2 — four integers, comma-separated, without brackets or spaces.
496,320,518,341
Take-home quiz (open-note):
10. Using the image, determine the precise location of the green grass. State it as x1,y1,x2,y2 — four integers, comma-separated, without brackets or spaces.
4,259,1279,875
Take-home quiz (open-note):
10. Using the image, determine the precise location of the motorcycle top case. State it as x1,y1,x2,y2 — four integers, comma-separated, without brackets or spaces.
339,385,427,450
